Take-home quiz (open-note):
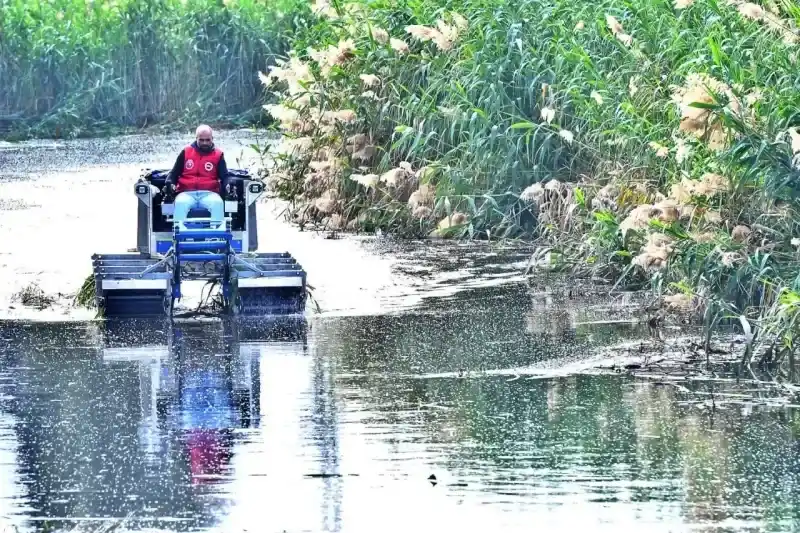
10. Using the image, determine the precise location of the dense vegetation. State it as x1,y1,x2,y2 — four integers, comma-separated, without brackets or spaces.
258,0,800,376
5,0,800,377
0,0,307,138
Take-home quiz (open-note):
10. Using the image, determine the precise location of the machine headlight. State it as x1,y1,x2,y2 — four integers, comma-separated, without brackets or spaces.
248,182,263,194
135,184,149,195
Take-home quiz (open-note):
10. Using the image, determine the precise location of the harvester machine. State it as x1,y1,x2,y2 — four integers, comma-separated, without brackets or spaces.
90,168,307,318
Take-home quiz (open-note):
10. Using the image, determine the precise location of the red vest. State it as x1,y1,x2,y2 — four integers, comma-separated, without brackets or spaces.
177,144,223,193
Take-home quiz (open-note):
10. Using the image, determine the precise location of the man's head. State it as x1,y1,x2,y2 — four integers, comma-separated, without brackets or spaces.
195,125,214,153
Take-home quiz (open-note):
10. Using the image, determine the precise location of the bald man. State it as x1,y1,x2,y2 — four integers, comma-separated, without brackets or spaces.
164,125,230,224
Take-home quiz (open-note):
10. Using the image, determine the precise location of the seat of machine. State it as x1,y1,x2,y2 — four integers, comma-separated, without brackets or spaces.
161,203,237,218
140,168,249,223
187,208,211,218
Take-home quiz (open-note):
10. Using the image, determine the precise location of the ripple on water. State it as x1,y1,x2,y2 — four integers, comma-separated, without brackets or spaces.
0,309,798,532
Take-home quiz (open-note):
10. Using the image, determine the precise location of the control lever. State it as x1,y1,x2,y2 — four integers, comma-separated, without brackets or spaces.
162,182,176,203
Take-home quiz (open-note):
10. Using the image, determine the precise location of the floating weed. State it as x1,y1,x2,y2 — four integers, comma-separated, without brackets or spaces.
12,283,56,310
74,274,96,309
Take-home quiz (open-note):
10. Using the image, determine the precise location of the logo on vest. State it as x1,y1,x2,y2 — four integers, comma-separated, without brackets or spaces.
204,162,214,172
185,159,195,169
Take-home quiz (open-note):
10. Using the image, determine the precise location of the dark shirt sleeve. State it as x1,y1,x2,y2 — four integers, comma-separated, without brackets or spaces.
218,153,229,195
166,150,185,186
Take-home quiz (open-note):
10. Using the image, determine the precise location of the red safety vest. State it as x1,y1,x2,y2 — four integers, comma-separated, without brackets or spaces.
176,144,223,193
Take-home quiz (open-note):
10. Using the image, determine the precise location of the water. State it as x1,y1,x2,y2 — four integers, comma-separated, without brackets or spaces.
1,294,800,533
1,132,800,532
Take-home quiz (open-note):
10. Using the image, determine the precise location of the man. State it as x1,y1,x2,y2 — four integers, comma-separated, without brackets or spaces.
164,125,229,224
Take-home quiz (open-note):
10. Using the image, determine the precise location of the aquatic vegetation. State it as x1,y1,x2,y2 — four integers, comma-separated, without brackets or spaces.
74,274,97,309
0,0,308,138
12,282,55,310
257,0,800,376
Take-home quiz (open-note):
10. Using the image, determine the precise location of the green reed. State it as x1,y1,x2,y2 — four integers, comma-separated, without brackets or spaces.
0,0,309,138
257,0,800,375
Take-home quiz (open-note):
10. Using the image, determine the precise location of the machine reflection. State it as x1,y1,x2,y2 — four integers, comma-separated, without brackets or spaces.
99,316,308,485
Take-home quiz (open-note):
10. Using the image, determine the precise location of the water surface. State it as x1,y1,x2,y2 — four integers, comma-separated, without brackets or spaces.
0,282,799,533
1,133,800,533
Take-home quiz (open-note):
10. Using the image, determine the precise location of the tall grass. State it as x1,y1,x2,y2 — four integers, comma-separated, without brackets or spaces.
0,0,309,138
258,0,800,376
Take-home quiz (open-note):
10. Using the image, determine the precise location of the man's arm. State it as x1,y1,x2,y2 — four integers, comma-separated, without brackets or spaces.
165,150,185,187
218,153,229,196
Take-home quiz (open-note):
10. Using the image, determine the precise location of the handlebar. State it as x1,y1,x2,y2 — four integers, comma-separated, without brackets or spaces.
158,182,239,203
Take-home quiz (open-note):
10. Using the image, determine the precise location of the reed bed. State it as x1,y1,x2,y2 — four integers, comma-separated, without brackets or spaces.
257,0,800,375
0,0,308,137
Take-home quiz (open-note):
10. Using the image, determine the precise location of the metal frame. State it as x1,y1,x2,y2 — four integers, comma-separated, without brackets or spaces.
136,179,263,257
92,169,307,318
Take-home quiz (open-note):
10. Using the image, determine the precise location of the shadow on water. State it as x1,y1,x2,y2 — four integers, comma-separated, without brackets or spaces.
1,284,800,531
316,281,651,379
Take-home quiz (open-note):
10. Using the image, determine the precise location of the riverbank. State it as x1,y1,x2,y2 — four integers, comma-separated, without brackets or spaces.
0,113,268,143
0,122,788,393
254,0,800,376
3,0,800,384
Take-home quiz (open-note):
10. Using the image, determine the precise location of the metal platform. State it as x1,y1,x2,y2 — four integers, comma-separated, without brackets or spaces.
92,253,171,317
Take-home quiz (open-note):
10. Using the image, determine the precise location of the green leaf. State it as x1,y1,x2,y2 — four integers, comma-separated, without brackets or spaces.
687,101,720,110
574,186,585,208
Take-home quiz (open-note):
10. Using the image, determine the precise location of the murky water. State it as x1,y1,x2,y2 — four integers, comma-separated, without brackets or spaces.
2,133,800,532
1,286,800,533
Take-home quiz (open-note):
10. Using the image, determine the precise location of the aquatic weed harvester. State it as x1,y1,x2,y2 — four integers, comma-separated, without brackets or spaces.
90,168,307,318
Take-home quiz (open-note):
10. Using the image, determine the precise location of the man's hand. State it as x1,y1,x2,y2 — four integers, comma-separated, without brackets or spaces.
162,182,176,201
225,183,238,201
